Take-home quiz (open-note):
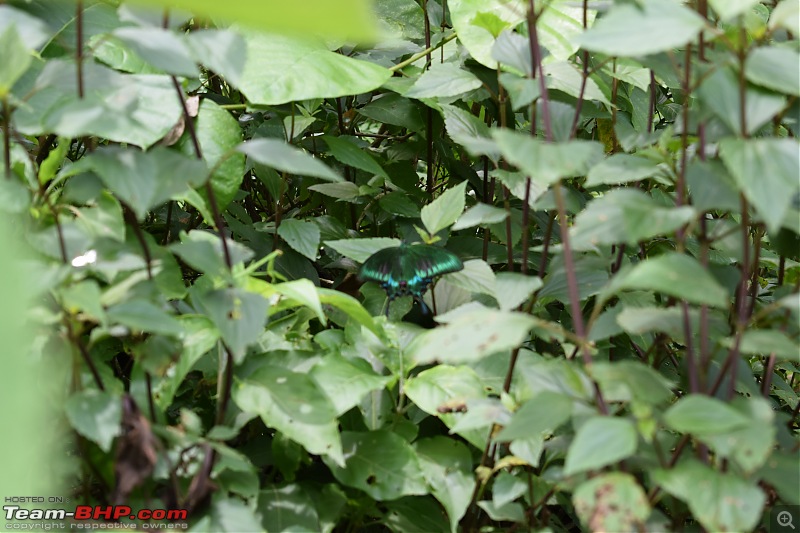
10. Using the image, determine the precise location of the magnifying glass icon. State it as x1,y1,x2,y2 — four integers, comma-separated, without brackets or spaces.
778,510,795,530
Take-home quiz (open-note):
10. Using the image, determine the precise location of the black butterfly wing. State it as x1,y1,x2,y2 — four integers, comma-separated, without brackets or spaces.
357,245,402,284
403,244,464,279
358,243,463,301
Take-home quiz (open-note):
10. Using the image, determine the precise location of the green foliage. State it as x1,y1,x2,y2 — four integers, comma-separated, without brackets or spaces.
2,0,798,531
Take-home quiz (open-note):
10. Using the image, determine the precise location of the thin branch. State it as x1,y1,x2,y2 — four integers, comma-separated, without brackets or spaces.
389,33,458,72
568,0,590,138
76,1,84,99
65,318,105,391
170,76,232,270
2,98,10,180
123,208,153,280
422,0,434,196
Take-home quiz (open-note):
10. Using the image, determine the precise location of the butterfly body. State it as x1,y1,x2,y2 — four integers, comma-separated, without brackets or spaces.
358,243,463,315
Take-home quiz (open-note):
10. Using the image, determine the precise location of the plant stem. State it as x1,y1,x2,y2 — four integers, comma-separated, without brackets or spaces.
76,1,84,99
171,76,232,270
1,98,10,181
389,33,457,72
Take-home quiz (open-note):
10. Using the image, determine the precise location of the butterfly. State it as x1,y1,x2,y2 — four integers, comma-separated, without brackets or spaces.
358,243,463,316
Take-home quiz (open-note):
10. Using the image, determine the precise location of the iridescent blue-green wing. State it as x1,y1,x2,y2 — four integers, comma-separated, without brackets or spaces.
358,244,463,303
404,244,464,279
357,245,402,284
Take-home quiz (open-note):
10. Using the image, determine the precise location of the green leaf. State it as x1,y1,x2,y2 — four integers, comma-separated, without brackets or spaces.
385,497,451,533
406,63,483,99
604,253,729,308
590,361,675,406
545,61,610,106
0,178,30,214
474,11,510,38
421,181,467,236
617,305,689,339
491,169,548,208
452,204,508,231
663,394,751,435
64,391,121,452
770,0,800,34
653,461,765,532
322,135,388,179
270,278,326,325
0,25,31,97
258,484,320,532
154,315,219,412
702,397,775,474
324,430,427,500
0,6,50,50
404,365,486,419
498,72,540,111
38,136,70,186
60,280,105,322
745,46,800,97
493,130,604,187
570,189,695,251
374,0,426,40
189,99,245,212
539,254,609,303
379,192,421,218
415,437,475,532
238,138,342,182
358,92,425,131
491,30,531,74
709,0,760,21
13,61,183,148
573,473,650,532
477,500,525,523
492,472,528,508
758,452,800,505
440,104,500,160
204,497,263,533
410,308,535,365
86,146,207,220
730,329,800,363
493,272,542,312
317,287,382,338
404,365,488,448
719,138,800,233
278,219,321,261
116,0,376,40
686,159,741,213
324,237,401,263
106,299,184,336
113,27,196,76
537,2,597,61
564,417,638,475
448,0,525,68
496,391,572,441
91,34,160,75
576,0,706,57
308,182,360,201
310,354,390,416
585,154,663,187
192,287,269,363
238,31,391,106
443,259,496,297
448,398,511,434
185,29,247,86
698,67,786,136
171,230,254,278
235,365,344,466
